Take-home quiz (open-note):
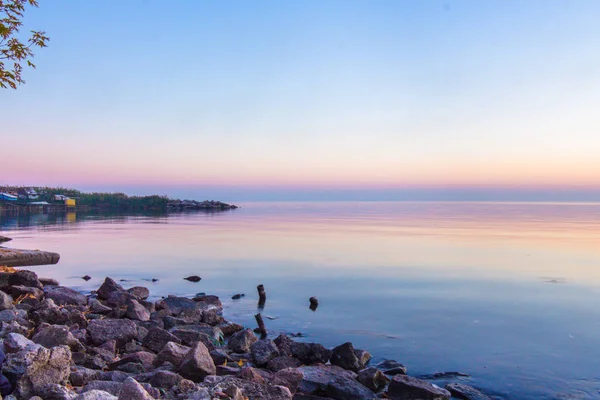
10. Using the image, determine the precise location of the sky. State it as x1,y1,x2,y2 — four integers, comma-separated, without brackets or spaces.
1,0,600,201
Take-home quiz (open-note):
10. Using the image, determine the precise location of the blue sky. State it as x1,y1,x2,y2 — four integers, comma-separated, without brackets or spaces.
2,1,600,200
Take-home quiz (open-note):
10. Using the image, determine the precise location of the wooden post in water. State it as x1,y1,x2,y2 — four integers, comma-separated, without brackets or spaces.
255,313,267,338
257,284,266,309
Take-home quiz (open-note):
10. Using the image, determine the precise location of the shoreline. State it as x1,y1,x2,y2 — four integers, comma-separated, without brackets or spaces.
0,261,492,400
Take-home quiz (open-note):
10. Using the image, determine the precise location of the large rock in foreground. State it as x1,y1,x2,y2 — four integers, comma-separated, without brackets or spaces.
178,341,216,382
87,319,138,347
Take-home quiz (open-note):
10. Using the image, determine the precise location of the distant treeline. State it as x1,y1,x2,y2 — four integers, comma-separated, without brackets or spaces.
1,186,169,211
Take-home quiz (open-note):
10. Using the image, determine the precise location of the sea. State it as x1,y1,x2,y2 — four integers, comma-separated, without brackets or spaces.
2,201,600,399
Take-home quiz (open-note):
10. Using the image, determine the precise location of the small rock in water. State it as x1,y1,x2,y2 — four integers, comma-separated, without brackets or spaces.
152,278,158,282
184,276,201,282
232,294,245,300
82,275,92,281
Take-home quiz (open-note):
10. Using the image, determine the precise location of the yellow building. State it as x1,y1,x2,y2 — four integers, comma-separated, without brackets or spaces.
65,198,76,207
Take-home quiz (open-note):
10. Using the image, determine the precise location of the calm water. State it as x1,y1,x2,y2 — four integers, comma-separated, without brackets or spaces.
2,202,600,399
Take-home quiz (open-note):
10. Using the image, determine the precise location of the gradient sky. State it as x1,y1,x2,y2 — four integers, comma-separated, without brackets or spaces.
2,1,600,200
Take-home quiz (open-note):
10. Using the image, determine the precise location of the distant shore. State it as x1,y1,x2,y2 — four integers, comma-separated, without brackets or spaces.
0,186,237,215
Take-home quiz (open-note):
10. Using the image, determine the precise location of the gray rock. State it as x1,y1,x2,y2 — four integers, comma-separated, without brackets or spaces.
44,286,87,306
89,298,113,314
250,339,279,367
266,356,302,371
228,328,257,353
273,333,294,356
83,381,123,396
6,345,72,399
40,277,60,286
70,366,101,387
354,349,371,369
154,341,190,368
96,371,132,383
9,269,42,288
330,342,361,372
75,390,118,400
87,319,138,347
387,375,451,400
291,342,332,365
127,287,150,301
203,375,292,400
96,278,126,300
109,352,156,370
170,328,215,349
271,367,303,395
143,327,181,353
375,359,407,375
147,370,183,389
236,366,264,383
117,377,154,400
126,299,150,322
32,323,84,351
35,383,78,400
0,289,13,310
326,374,376,400
0,308,28,323
4,332,41,353
209,348,231,365
156,295,197,316
357,367,390,392
178,341,216,382
296,365,357,394
10,285,44,300
219,320,244,337
445,383,491,400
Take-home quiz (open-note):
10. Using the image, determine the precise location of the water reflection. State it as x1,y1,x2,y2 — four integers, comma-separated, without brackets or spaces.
1,202,600,399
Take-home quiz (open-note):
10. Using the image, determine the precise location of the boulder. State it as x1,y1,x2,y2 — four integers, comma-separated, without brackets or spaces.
32,323,84,351
126,300,150,322
273,333,294,356
203,375,292,400
4,332,41,353
170,328,215,349
117,377,154,400
375,359,407,375
357,367,390,392
387,375,451,400
156,295,197,316
75,390,118,400
326,374,376,400
70,366,101,387
147,370,183,389
39,277,60,286
445,383,491,400
87,319,138,347
89,298,113,315
96,278,125,300
5,345,72,399
228,328,257,353
330,342,361,372
250,339,279,367
209,349,231,365
127,287,150,301
354,349,371,369
266,356,302,372
44,286,87,306
154,341,190,368
237,367,265,384
296,365,357,395
184,276,201,282
271,367,303,395
142,327,181,353
10,285,44,300
178,341,216,382
109,352,156,370
0,290,13,310
219,321,244,337
35,383,77,399
291,342,332,365
8,269,42,288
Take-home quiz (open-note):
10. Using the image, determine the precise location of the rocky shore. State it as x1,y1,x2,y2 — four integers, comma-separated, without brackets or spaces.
0,268,491,400
166,201,238,212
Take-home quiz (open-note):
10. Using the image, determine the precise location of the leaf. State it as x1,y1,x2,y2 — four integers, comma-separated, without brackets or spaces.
237,359,244,367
